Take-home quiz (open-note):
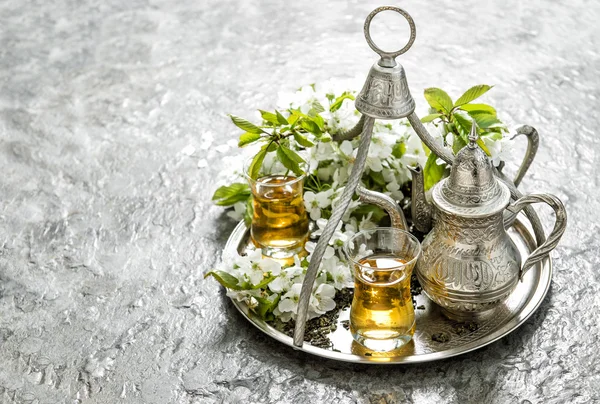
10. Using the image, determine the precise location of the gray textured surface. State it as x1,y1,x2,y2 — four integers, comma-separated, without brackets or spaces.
0,0,598,403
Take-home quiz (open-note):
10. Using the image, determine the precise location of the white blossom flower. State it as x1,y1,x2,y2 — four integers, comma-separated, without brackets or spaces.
309,284,336,316
400,132,428,168
310,218,345,242
483,134,514,166
386,158,411,186
315,77,362,106
236,249,282,286
326,100,360,133
316,164,336,181
343,217,360,234
369,135,394,160
385,179,404,202
425,122,445,145
260,258,282,276
345,212,377,233
225,289,261,309
309,142,336,172
328,263,354,290
226,201,246,221
366,157,383,172
358,243,374,258
277,283,302,320
277,85,328,115
338,140,354,158
305,241,336,261
332,165,351,185
268,264,304,293
303,189,334,220
319,255,339,275
359,213,378,232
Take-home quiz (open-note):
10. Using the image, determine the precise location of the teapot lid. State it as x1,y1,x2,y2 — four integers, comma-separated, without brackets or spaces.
432,122,511,217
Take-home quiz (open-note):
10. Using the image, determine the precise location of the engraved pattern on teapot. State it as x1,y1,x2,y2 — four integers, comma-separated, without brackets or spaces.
434,213,501,245
421,227,519,294
433,255,496,291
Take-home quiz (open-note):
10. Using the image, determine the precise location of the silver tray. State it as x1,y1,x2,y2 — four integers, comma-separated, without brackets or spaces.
223,219,551,364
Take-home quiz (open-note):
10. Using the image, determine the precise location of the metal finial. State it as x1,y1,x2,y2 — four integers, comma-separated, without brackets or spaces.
468,121,478,148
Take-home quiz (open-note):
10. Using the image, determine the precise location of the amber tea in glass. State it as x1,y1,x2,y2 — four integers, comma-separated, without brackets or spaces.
344,228,421,352
245,159,309,259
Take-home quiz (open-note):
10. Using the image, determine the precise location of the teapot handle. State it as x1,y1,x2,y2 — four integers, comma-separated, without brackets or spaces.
507,193,567,280
510,125,539,188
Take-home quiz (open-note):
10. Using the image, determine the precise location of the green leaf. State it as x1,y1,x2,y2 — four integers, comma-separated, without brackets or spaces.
460,103,497,116
248,147,268,179
212,183,249,200
204,270,248,290
453,113,473,144
421,113,443,123
309,101,325,115
265,142,277,152
293,132,315,148
320,133,332,143
452,115,492,156
300,118,322,136
452,133,467,154
243,197,253,227
282,145,305,164
212,183,251,206
275,110,288,125
330,92,355,112
423,152,446,191
370,170,386,187
229,115,265,134
238,132,261,147
258,110,279,125
469,113,502,129
255,294,280,319
424,88,454,113
351,205,387,223
392,142,406,159
288,111,302,127
276,145,305,176
312,114,325,131
250,275,277,290
482,130,503,141
276,146,299,174
454,85,493,107
476,138,491,156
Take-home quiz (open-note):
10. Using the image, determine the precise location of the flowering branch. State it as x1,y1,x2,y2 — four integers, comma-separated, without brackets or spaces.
207,80,514,323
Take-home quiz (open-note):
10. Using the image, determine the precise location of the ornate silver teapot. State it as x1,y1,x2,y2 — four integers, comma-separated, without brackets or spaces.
409,124,567,320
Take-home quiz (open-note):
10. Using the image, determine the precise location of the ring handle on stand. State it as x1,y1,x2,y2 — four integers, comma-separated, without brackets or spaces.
363,6,417,67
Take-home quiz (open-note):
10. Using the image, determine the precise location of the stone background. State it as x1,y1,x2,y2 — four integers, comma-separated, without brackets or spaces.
0,0,598,402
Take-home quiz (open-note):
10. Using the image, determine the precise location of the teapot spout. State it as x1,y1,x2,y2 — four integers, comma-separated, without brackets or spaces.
407,164,433,233
357,186,408,231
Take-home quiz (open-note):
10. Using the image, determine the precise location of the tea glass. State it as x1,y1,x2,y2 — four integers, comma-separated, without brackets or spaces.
244,158,309,259
344,227,421,352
